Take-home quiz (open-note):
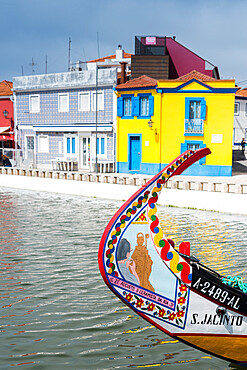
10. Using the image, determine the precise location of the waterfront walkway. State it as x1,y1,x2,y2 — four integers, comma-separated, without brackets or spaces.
0,165,247,215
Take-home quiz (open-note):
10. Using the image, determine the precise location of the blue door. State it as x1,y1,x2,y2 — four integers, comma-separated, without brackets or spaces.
129,136,141,172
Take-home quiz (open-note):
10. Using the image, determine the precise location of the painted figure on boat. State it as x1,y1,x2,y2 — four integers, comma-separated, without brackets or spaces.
117,238,140,285
131,232,154,291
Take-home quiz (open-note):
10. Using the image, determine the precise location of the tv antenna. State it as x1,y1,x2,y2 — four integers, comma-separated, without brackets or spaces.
29,57,36,75
68,37,71,71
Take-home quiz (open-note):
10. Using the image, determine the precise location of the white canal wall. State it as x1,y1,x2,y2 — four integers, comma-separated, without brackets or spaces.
0,173,247,216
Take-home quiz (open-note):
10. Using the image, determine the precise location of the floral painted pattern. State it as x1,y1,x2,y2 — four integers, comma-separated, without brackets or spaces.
123,280,189,328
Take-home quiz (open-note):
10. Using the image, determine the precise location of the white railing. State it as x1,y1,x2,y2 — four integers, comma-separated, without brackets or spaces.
184,119,204,134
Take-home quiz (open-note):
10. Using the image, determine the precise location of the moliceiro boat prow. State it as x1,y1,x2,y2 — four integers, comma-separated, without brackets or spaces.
98,148,247,366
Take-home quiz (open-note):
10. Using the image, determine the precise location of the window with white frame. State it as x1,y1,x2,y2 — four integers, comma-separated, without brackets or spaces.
38,135,49,153
92,91,104,111
29,95,40,113
26,135,35,150
65,136,77,156
58,93,69,112
234,102,240,116
78,92,90,111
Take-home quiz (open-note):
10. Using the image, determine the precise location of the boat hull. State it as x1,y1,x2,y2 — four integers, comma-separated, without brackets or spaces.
98,148,247,363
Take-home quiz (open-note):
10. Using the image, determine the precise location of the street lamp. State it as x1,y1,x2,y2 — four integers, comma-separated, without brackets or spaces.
148,119,157,135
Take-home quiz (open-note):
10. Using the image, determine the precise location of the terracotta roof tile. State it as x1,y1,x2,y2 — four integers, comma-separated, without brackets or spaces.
236,88,247,97
174,70,216,82
116,75,157,90
0,80,13,96
88,52,132,63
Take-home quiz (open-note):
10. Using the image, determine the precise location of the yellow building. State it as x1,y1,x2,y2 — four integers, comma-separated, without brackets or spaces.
115,71,236,176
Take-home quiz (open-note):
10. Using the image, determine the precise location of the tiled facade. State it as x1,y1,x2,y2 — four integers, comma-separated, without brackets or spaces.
13,69,117,170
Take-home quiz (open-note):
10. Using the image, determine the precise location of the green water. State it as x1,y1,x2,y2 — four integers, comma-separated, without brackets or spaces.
0,188,246,370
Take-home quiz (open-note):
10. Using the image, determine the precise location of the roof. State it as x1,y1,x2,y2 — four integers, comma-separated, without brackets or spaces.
116,75,157,90
174,70,217,82
236,88,247,97
88,51,132,63
0,80,13,96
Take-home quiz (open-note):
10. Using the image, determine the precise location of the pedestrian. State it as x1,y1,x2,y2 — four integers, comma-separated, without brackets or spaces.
1,154,12,167
241,137,246,153
241,138,246,154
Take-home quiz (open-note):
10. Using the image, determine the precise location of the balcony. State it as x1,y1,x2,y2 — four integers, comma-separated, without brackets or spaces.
184,119,204,135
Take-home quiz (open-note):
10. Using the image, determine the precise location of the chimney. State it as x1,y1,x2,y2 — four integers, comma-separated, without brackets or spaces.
119,62,127,84
116,45,124,61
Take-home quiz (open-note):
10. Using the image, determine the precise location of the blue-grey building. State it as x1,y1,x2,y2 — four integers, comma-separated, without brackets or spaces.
12,67,117,171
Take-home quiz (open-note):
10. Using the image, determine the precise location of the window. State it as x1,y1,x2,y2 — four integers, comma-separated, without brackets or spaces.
140,96,149,116
58,93,69,112
29,95,40,113
234,102,240,115
65,136,76,155
78,92,90,111
185,98,206,135
189,101,201,119
117,95,154,117
92,91,104,111
188,143,200,151
25,135,35,160
38,135,49,153
123,97,132,116
95,135,106,158
26,135,35,150
181,140,206,164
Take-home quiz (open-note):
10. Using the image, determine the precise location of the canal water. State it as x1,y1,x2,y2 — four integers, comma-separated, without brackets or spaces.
0,187,246,370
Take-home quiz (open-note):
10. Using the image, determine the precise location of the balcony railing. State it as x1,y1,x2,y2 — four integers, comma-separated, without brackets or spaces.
184,119,204,135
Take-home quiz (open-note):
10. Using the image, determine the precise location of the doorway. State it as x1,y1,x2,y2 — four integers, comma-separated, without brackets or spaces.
129,135,141,172
80,136,90,170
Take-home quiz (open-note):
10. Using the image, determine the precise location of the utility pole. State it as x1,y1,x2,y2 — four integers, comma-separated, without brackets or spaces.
97,32,100,59
21,66,24,76
68,37,71,72
95,64,98,173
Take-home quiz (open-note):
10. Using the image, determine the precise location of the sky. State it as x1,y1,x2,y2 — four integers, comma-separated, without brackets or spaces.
1,0,247,86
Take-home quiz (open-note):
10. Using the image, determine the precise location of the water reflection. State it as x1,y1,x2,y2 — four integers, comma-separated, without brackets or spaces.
0,187,246,369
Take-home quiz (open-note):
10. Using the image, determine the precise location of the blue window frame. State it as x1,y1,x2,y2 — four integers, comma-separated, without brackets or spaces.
67,138,70,153
181,140,206,164
185,98,206,120
138,94,154,118
117,94,154,118
66,137,76,154
101,138,105,155
96,138,99,155
71,138,75,154
96,136,106,156
185,97,206,135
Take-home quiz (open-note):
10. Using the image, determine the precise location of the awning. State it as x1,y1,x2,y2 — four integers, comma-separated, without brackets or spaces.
33,124,113,133
0,126,10,134
0,135,14,141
